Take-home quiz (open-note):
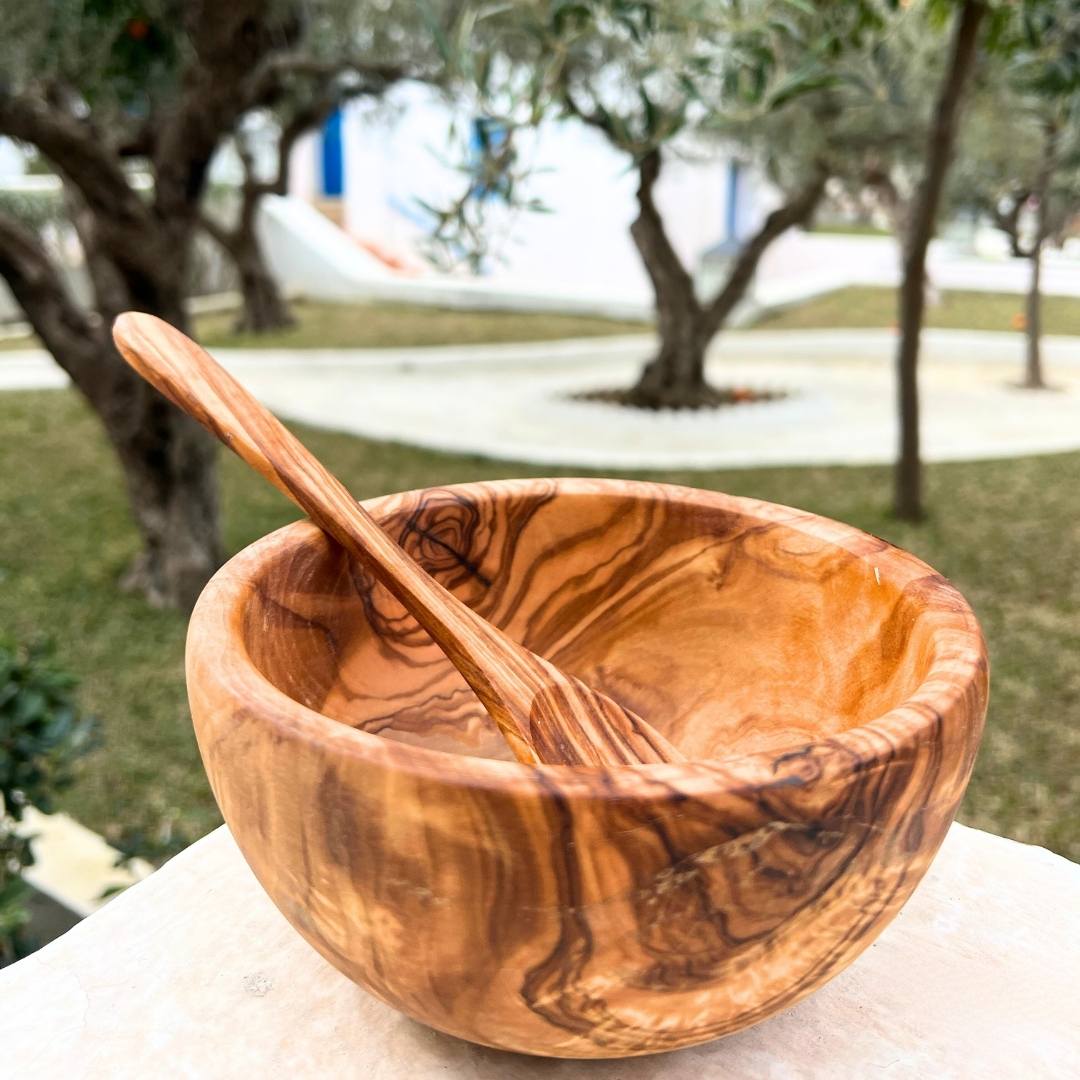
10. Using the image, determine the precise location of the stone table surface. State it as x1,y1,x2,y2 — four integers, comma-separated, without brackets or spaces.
2,822,1077,1079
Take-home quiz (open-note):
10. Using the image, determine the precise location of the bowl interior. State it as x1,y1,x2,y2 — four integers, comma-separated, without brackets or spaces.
238,481,936,761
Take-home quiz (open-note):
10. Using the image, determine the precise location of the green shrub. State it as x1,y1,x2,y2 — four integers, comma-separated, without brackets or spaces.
0,639,97,965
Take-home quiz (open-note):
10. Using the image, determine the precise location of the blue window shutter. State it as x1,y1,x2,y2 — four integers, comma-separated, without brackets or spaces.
321,109,344,197
724,160,741,243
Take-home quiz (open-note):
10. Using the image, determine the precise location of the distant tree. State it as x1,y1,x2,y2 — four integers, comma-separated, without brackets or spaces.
954,3,1080,388
954,85,1044,258
893,0,994,522
769,0,1047,519
816,10,944,266
0,3,429,609
200,125,305,336
434,0,897,410
197,7,446,335
201,73,402,335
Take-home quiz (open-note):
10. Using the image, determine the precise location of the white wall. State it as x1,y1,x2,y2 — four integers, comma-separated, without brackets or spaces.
0,138,27,178
289,132,320,204
291,83,760,305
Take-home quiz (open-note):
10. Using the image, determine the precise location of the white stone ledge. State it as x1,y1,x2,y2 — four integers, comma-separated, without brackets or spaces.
1,822,1076,1078
17,808,152,919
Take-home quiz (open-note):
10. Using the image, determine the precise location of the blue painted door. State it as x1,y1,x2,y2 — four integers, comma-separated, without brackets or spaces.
321,109,343,198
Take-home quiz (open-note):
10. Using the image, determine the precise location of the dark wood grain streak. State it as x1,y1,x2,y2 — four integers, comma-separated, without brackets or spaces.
112,312,681,768
186,478,988,1057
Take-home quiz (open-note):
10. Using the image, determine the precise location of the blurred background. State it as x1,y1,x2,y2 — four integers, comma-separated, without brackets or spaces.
0,0,1077,960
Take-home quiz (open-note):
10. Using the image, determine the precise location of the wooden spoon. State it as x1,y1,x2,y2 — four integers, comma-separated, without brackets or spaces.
112,313,683,767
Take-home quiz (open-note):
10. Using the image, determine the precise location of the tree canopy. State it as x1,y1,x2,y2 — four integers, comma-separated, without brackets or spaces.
0,1,442,608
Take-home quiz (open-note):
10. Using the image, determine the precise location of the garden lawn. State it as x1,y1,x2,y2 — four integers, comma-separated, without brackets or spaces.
752,285,1080,335
2,389,1078,861
808,222,891,237
0,300,649,353
8,288,1078,351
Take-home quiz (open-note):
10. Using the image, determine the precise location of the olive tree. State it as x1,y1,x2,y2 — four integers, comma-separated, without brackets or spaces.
199,6,447,335
888,0,1053,520
953,2,1080,388
201,79,398,335
0,2,426,609
433,0,897,410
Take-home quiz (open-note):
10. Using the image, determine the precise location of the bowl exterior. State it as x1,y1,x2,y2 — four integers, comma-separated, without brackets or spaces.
186,482,988,1058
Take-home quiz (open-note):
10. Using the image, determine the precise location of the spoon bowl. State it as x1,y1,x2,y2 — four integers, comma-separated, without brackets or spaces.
187,477,987,1058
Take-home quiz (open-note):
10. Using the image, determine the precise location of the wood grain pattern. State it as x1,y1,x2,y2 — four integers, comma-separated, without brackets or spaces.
186,478,988,1058
112,312,680,768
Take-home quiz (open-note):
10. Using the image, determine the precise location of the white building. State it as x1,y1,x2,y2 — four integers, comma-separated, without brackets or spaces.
284,83,771,309
2,85,847,323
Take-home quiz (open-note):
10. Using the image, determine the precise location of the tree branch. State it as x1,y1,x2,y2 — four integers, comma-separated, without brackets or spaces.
153,1,288,221
989,191,1030,258
629,149,699,313
155,4,412,222
0,208,102,385
265,84,360,197
246,54,412,105
197,205,236,253
0,91,145,226
562,88,619,140
700,165,828,340
202,77,369,255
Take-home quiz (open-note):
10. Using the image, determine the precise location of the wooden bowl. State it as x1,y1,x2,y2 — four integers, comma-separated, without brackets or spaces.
187,478,987,1058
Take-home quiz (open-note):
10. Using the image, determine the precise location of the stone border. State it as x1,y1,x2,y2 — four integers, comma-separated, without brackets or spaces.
17,808,152,920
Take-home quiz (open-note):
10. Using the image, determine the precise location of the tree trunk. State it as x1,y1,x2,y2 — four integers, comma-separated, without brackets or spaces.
894,0,985,522
232,230,295,334
110,402,223,611
630,300,709,408
89,364,222,611
626,151,709,407
1022,124,1056,390
64,339,222,614
0,3,304,609
1025,242,1044,389
226,195,294,334
70,204,224,610
0,208,223,612
203,199,295,334
627,150,825,409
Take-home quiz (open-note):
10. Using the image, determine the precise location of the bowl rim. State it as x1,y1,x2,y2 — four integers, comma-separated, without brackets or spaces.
186,477,988,798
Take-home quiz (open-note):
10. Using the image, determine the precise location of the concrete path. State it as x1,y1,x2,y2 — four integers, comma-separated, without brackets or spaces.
4,328,1079,469
754,231,1080,307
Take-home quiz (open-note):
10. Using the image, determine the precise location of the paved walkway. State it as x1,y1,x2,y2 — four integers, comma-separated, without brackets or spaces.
4,328,1079,468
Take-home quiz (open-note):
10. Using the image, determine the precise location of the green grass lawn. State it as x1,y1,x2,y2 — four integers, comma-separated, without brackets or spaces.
808,222,892,238
2,389,1078,862
0,299,649,353
751,285,1080,335
6,288,1080,352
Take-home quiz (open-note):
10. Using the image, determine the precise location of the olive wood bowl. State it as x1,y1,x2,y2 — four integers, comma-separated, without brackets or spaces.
187,478,988,1058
